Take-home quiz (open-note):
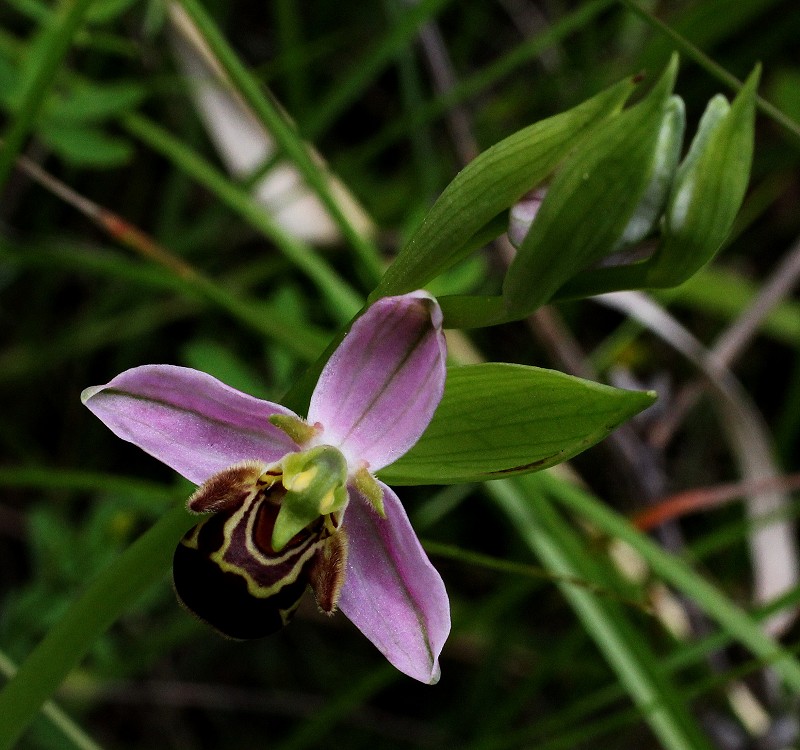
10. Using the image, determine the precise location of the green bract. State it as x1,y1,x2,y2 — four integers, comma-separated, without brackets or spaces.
371,56,758,331
554,65,759,300
502,56,678,316
644,67,760,287
373,75,638,299
378,363,655,485
613,95,686,251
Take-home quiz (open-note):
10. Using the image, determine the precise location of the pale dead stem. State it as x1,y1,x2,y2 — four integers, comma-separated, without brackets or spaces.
167,3,374,247
600,292,799,624
652,233,800,447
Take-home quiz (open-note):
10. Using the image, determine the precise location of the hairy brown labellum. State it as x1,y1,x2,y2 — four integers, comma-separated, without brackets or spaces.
173,462,347,639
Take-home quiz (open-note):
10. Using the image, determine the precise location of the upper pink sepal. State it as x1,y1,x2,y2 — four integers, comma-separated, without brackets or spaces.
338,480,450,684
307,291,446,472
81,364,299,485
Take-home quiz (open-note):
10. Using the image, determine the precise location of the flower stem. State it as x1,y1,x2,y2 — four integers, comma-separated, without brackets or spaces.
0,506,196,750
617,0,800,146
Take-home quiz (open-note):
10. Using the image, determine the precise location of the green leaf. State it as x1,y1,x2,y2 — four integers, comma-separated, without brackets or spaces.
550,95,686,302
644,66,759,287
0,0,97,188
0,507,197,750
378,363,655,485
502,56,677,316
46,81,146,123
86,0,138,23
38,123,133,167
3,0,49,27
0,56,19,105
372,76,638,299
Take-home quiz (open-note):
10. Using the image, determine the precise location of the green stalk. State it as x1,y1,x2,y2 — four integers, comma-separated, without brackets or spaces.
438,295,509,329
540,471,800,691
173,0,384,284
273,0,309,116
0,466,178,500
121,113,363,324
491,478,712,750
0,650,103,750
0,0,97,188
0,506,196,749
617,0,800,145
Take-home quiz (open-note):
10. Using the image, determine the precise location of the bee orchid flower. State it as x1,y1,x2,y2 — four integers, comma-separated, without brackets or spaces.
81,291,449,684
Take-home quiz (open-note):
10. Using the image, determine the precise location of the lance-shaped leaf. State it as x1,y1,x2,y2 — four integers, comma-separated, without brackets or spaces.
643,67,759,288
378,364,655,485
372,77,637,299
502,56,678,317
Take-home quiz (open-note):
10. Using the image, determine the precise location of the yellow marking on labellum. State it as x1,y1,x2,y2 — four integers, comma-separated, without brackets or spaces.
174,460,353,640
180,521,204,550
241,498,321,571
213,539,321,600
208,489,328,600
178,457,349,629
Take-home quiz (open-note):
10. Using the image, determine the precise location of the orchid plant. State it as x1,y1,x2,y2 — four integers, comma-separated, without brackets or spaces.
0,48,761,750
